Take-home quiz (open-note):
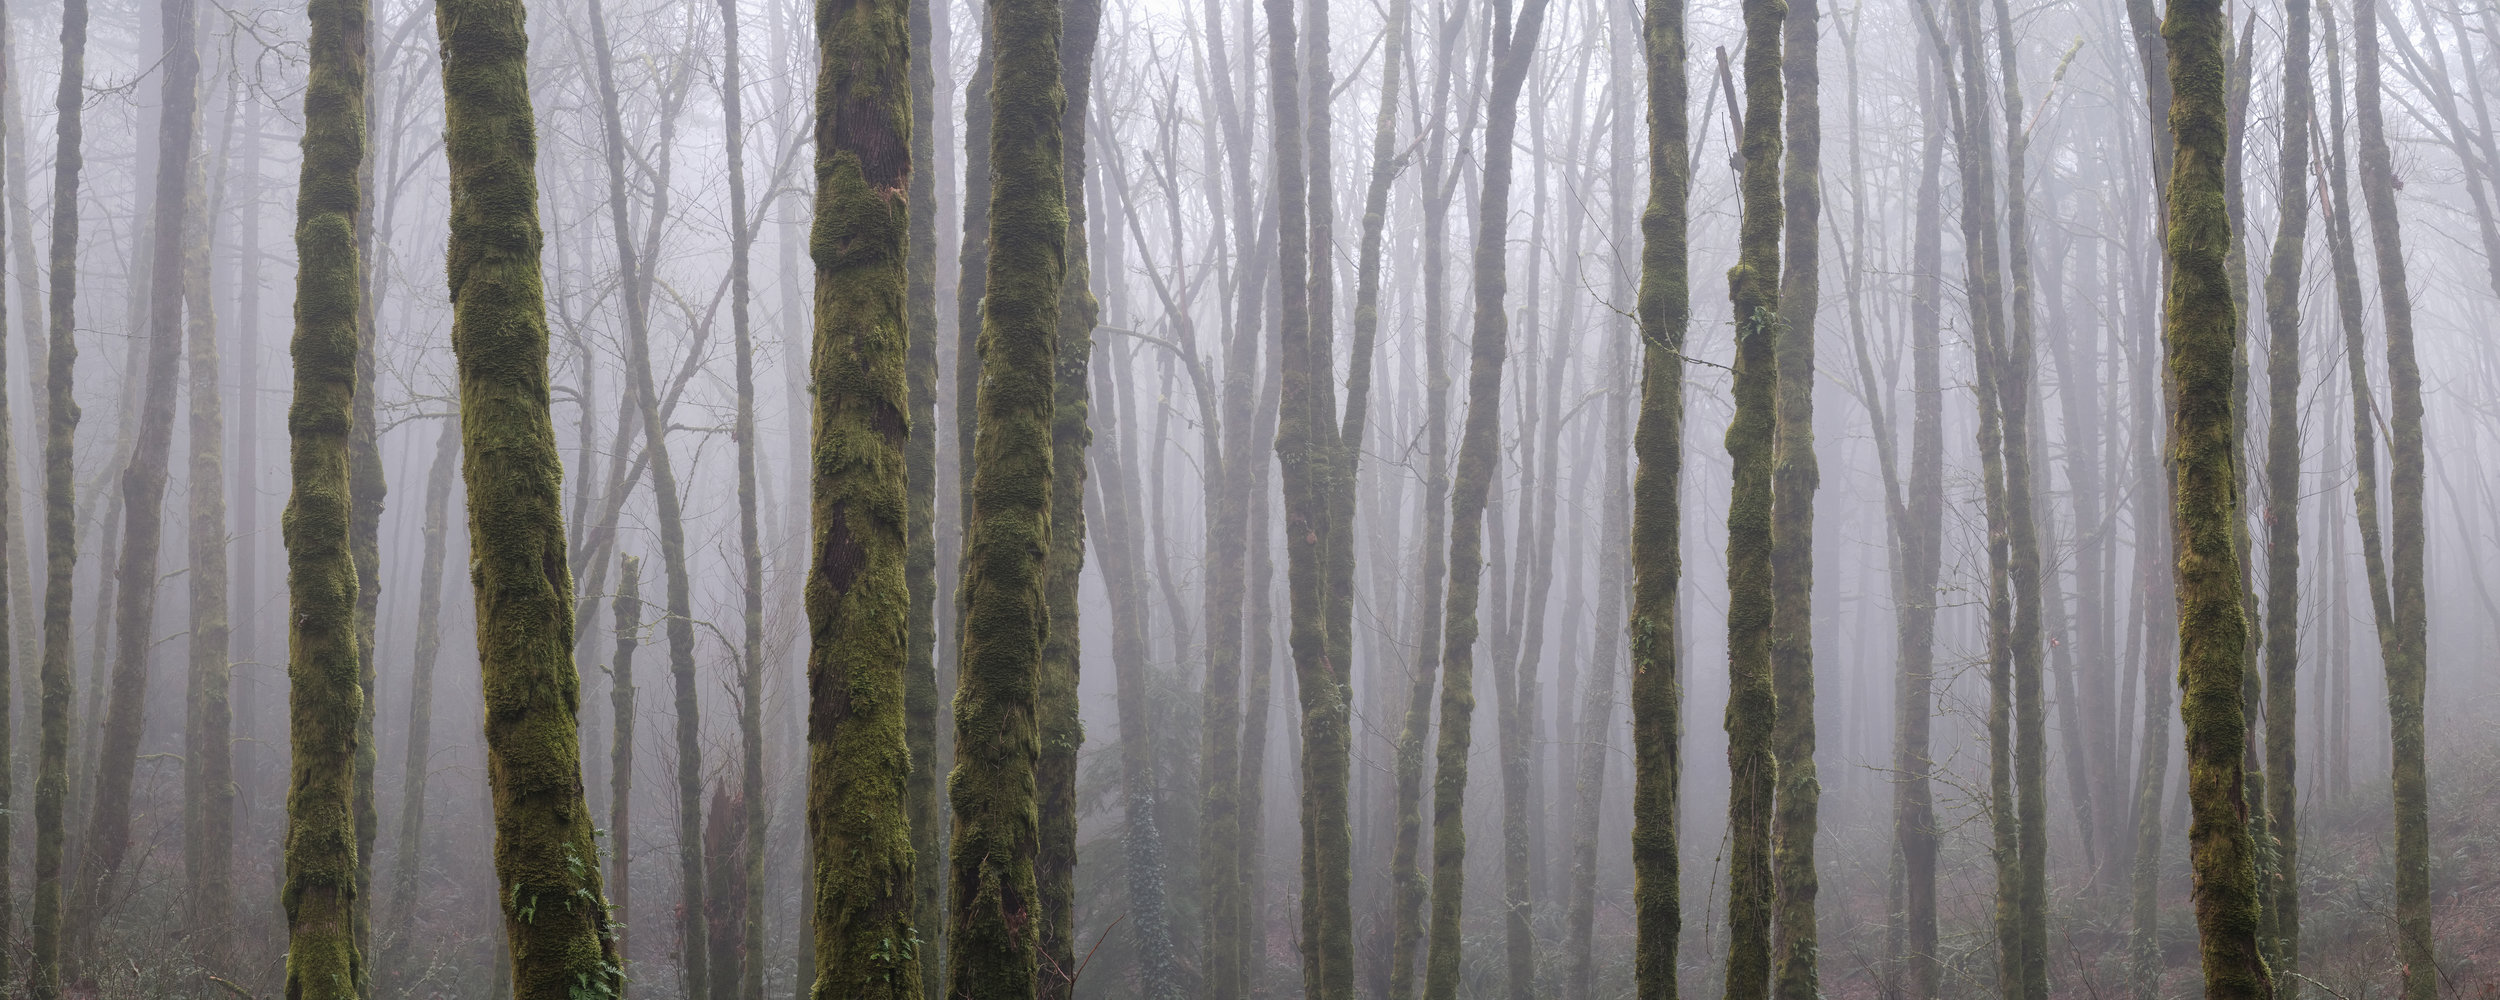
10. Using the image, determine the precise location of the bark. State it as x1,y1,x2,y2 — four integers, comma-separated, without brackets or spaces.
719,0,768,993
1036,0,1100,990
945,0,1066,988
2351,0,2432,991
2258,0,2311,980
706,786,752,1000
903,0,945,986
1417,0,1554,995
1987,5,2049,995
1769,0,1820,993
281,0,365,986
612,556,643,987
1630,0,1689,987
582,0,711,985
384,417,459,976
1722,0,1785,989
1087,355,1180,1000
0,12,15,982
434,0,624,986
1387,7,1459,992
76,0,201,950
2161,0,2273,988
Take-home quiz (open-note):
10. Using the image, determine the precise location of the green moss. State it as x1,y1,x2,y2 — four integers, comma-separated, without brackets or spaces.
433,0,622,990
280,0,366,989
945,0,1066,990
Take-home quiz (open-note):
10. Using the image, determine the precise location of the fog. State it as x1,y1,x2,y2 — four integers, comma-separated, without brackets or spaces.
9,0,2500,993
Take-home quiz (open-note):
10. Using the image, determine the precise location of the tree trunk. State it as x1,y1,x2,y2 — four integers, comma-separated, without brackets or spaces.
434,0,623,987
612,556,643,987
279,0,363,986
2161,0,2272,987
1036,0,1100,990
2257,0,2312,980
384,417,459,978
2351,0,2432,990
1769,0,1820,991
1722,0,1785,988
903,0,945,986
181,69,232,974
76,0,199,951
717,0,767,993
581,0,711,986
945,0,1066,987
1629,0,1689,988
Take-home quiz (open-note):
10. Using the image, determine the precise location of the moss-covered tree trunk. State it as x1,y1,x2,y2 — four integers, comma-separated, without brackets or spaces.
29,0,83,985
1630,0,1689,988
2160,0,2272,987
1769,0,1819,993
0,22,16,982
611,556,643,988
2351,0,2431,990
1036,0,1099,989
280,0,364,986
77,0,201,951
432,0,622,987
1722,0,1784,990
384,417,459,976
2257,0,2311,981
945,0,1065,987
717,0,767,993
902,0,945,988
581,0,710,985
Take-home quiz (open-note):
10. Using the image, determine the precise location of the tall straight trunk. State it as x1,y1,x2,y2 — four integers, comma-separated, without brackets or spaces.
2315,0,2375,842
0,13,15,982
1876,57,1946,1000
181,68,231,975
718,0,766,994
231,92,266,838
1769,0,1819,993
945,0,1066,987
280,0,363,986
1722,0,1785,989
433,0,623,987
1035,1,1099,992
77,0,200,950
1387,4,1457,990
384,417,459,975
612,556,642,986
581,0,710,985
29,0,82,986
1418,0,1554,995
1629,0,1689,987
1987,4,2048,996
347,36,387,983
2351,0,2432,989
1088,354,1179,1000
1568,8,1643,994
2257,0,2311,980
902,0,945,987
2161,0,2271,987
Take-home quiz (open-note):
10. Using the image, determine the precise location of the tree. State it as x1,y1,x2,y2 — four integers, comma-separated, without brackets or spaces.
611,555,644,986
2160,0,2271,986
2257,0,2312,979
384,418,461,979
1722,0,1785,990
945,0,1067,988
717,0,768,991
2352,0,2432,990
182,60,233,976
1419,0,1556,993
1629,0,1689,989
281,0,366,985
1770,0,1820,992
29,0,83,983
434,0,623,988
77,0,203,952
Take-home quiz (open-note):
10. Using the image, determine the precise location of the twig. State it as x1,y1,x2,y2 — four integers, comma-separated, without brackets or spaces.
207,974,257,1000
